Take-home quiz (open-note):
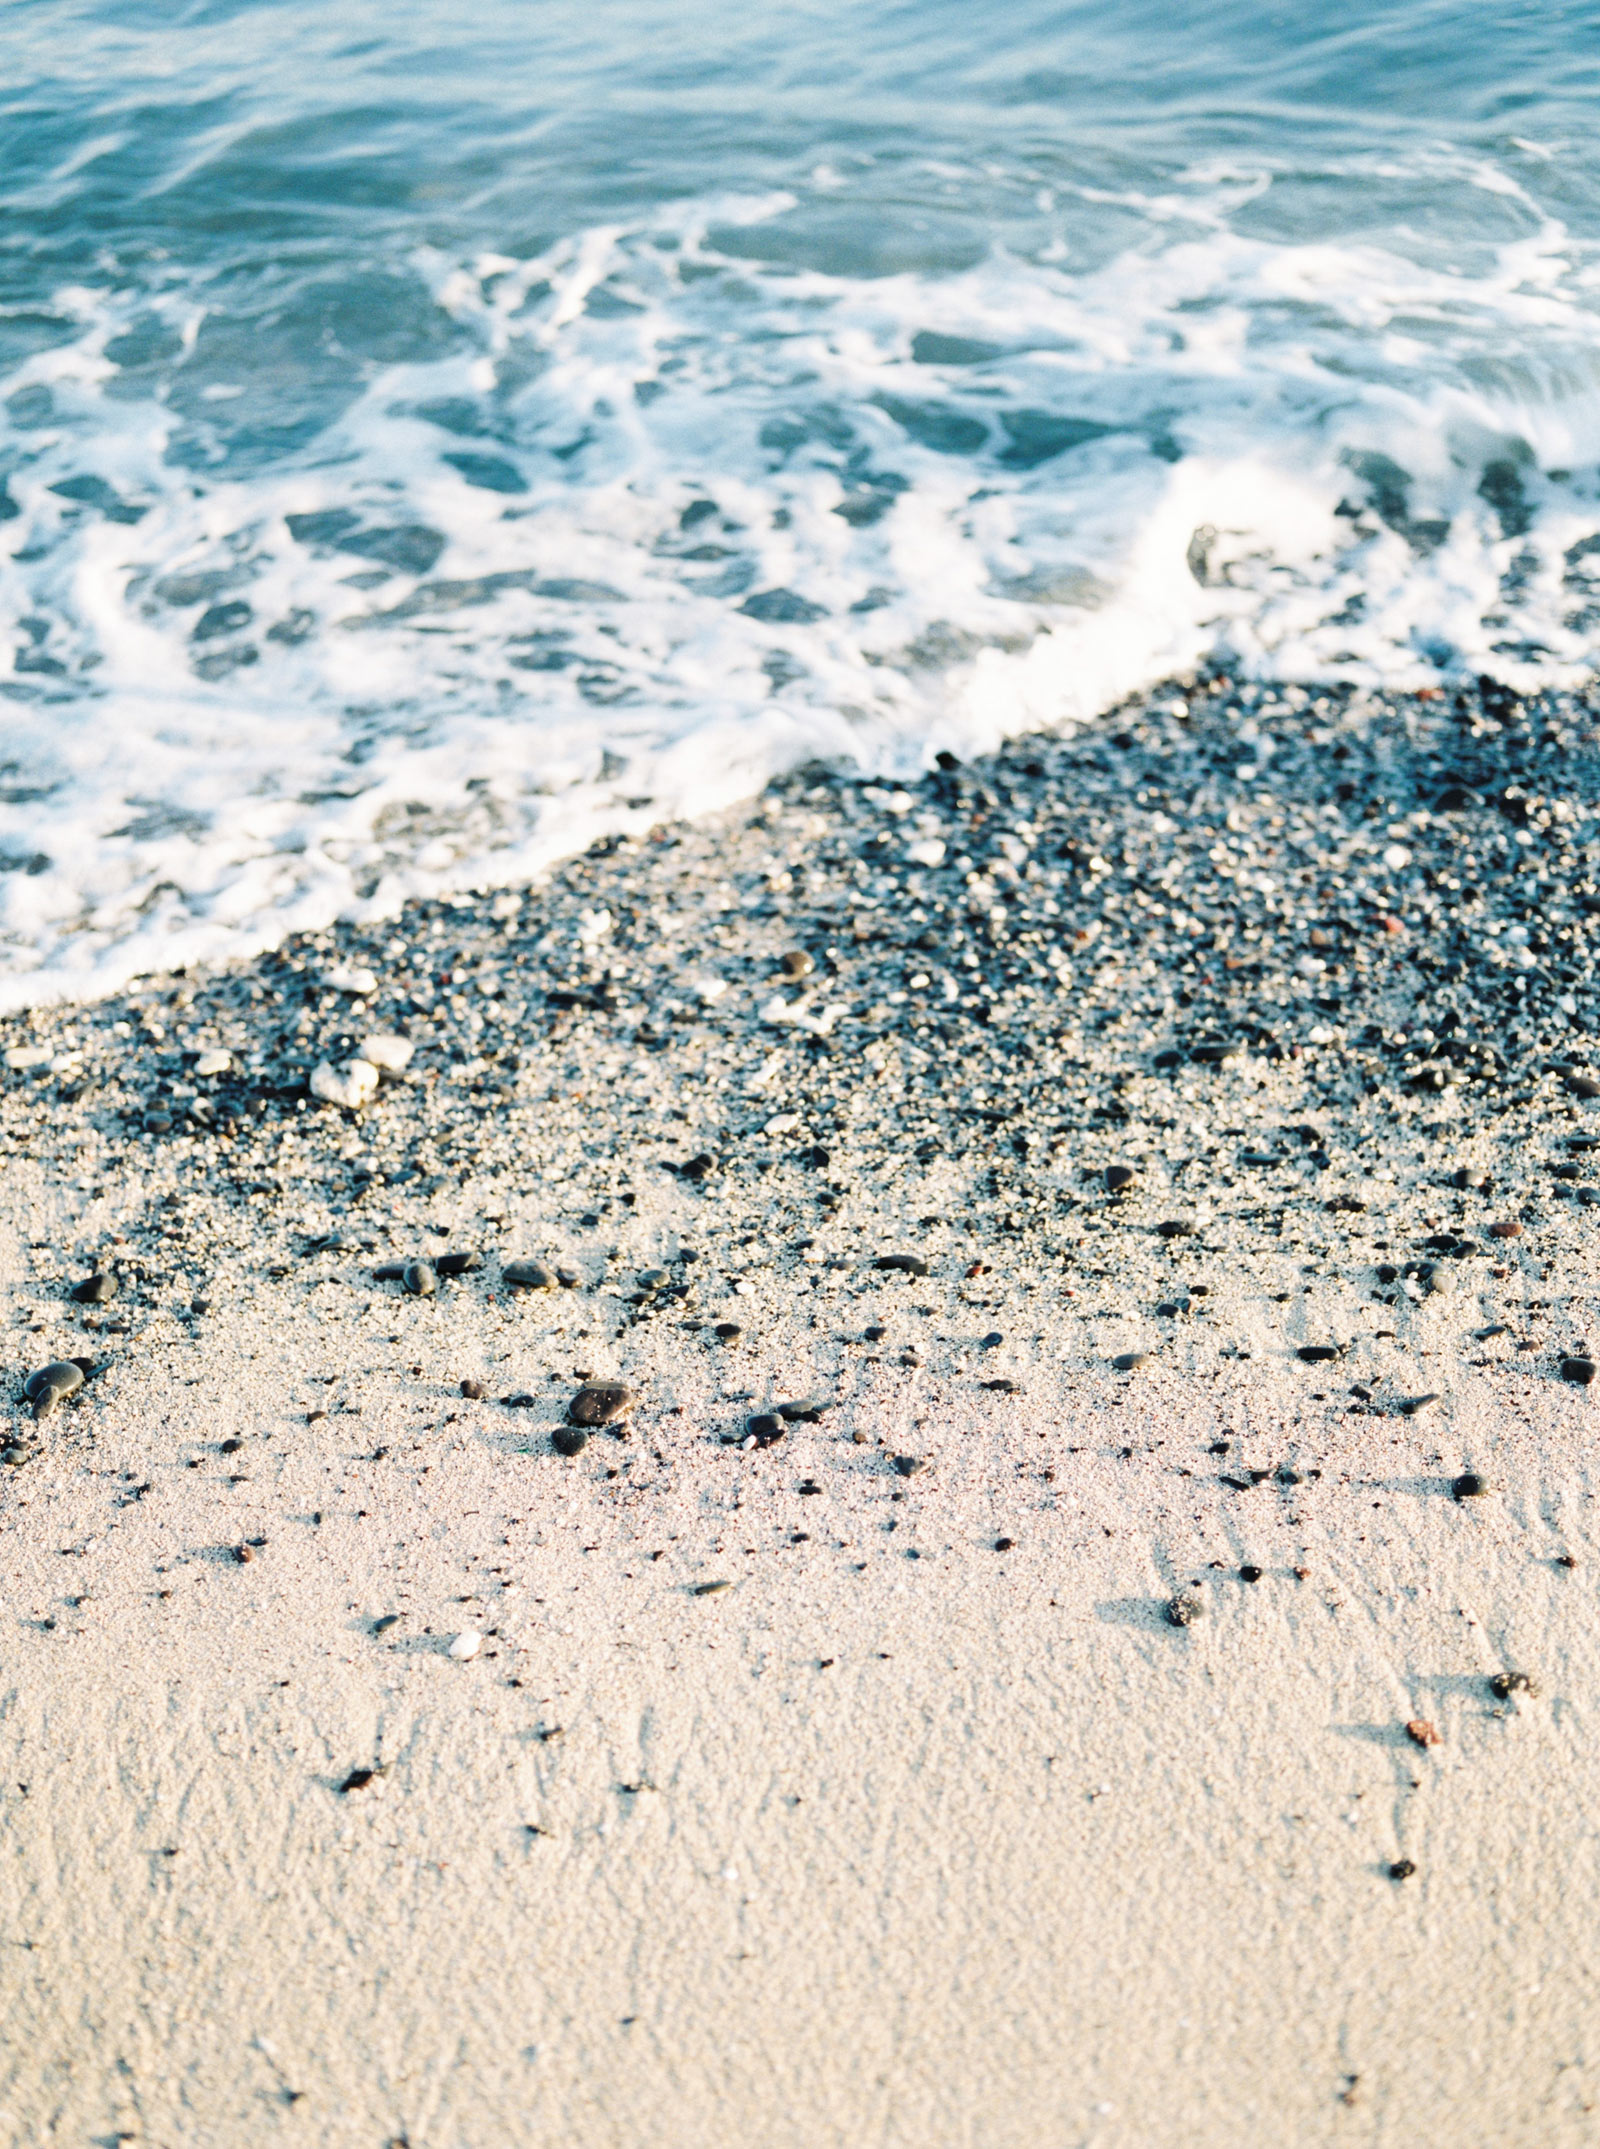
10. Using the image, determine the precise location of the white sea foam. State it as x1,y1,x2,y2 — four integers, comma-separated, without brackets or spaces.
3,173,1600,1006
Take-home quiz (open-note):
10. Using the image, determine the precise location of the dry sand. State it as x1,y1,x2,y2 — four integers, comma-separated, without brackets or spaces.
2,673,1598,2145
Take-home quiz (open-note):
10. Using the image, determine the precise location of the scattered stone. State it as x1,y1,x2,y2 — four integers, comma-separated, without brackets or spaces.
693,1579,733,1596
1452,1471,1489,1500
552,1426,588,1457
1388,1859,1416,1883
1565,1073,1600,1099
23,1360,84,1419
637,1268,672,1292
69,1272,116,1304
358,1033,414,1071
875,1253,930,1276
1112,1351,1150,1372
1398,1393,1440,1416
891,1454,927,1477
1165,1591,1203,1628
1488,1220,1522,1239
1489,1671,1538,1700
1239,1564,1262,1583
746,1413,785,1447
1405,1719,1441,1749
1449,1167,1493,1192
193,1048,232,1077
1105,1164,1137,1195
1560,1356,1596,1386
461,1378,486,1399
337,1766,384,1795
447,1629,481,1661
235,1543,254,1564
503,1260,557,1291
568,1382,636,1427
1155,1298,1190,1317
1297,1344,1342,1363
1156,1218,1195,1238
435,1250,480,1277
994,1537,1015,1552
309,1058,380,1109
712,1321,743,1340
778,949,815,978
402,1260,437,1297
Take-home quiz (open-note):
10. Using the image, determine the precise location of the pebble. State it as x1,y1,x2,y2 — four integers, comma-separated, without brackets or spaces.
1489,1671,1538,1700
1560,1356,1596,1386
552,1426,589,1456
1239,1564,1262,1584
69,1271,116,1305
1405,1719,1441,1749
568,1382,636,1427
402,1260,437,1297
891,1454,927,1477
1388,1860,1417,1883
1488,1220,1522,1239
1112,1351,1150,1372
1566,1073,1600,1099
1165,1591,1203,1628
1105,1164,1137,1195
24,1360,84,1419
994,1536,1015,1552
1452,1471,1489,1500
1156,1219,1194,1238
1297,1344,1342,1364
447,1629,482,1661
712,1321,743,1340
193,1048,232,1077
460,1378,486,1399
874,1253,929,1276
309,1058,380,1109
323,964,378,994
1398,1393,1440,1416
637,1268,672,1292
435,1250,480,1277
358,1033,414,1071
778,949,815,978
746,1413,785,1447
693,1579,733,1596
503,1259,557,1291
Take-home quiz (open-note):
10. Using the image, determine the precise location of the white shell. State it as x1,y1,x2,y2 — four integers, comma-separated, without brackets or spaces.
193,1048,232,1076
323,964,378,994
358,1033,414,1071
448,1629,482,1661
309,1058,380,1108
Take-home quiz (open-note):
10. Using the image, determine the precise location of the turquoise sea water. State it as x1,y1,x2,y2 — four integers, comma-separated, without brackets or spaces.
4,0,1600,999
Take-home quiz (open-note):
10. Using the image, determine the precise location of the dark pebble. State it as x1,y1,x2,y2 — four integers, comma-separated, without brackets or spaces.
568,1382,636,1427
461,1378,486,1399
372,1261,406,1281
875,1253,930,1276
797,1478,822,1495
403,1260,437,1297
1297,1345,1342,1363
994,1536,1014,1552
891,1454,927,1477
1565,1073,1600,1099
1112,1350,1150,1372
1398,1393,1440,1416
1489,1671,1538,1700
981,1331,1004,1348
23,1360,84,1419
1155,1298,1191,1317
778,949,815,978
747,1413,785,1447
552,1426,589,1457
435,1250,481,1277
1452,1471,1489,1500
678,1154,716,1182
503,1259,556,1292
1560,1357,1596,1386
1105,1164,1137,1195
1165,1591,1203,1628
69,1272,116,1305
637,1268,672,1292
1156,1219,1194,1238
1239,1564,1262,1583
1388,1859,1416,1882
1450,1168,1493,1192
713,1321,743,1340
337,1767,381,1794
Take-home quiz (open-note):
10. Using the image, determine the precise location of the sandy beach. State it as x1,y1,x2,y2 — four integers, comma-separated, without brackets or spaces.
2,671,1599,2144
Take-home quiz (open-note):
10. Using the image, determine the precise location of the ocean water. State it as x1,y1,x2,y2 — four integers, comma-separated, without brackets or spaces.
4,0,1600,1006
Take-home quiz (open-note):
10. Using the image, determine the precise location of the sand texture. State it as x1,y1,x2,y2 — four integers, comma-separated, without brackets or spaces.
1,672,1599,2143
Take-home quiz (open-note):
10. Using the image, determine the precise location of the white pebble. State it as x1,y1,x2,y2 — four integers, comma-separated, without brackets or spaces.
1382,844,1413,871
193,1049,232,1076
575,906,613,945
323,964,378,994
763,1110,801,1134
358,1032,414,1071
447,1629,482,1661
309,1058,380,1108
905,837,946,868
690,975,730,1004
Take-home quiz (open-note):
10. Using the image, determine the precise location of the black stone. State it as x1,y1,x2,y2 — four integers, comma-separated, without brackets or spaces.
552,1426,588,1457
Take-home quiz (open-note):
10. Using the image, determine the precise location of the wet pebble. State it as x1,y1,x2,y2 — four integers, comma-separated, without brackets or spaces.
875,1253,930,1276
403,1260,437,1297
69,1272,116,1305
1405,1719,1441,1749
891,1454,927,1477
1560,1356,1596,1386
1452,1471,1489,1500
552,1426,589,1457
503,1259,557,1292
24,1360,84,1419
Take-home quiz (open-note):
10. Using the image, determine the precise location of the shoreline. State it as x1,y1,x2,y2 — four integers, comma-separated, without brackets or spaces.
3,670,1600,2143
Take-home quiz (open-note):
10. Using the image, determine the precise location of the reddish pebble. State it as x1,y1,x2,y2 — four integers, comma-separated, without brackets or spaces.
1488,1220,1522,1239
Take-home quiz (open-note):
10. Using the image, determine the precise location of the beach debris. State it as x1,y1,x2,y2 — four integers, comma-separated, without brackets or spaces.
402,1260,437,1297
693,1579,733,1596
435,1249,480,1277
1560,1356,1596,1386
503,1259,557,1291
891,1453,927,1477
461,1378,486,1399
1112,1350,1150,1372
1105,1164,1137,1195
1388,1859,1416,1882
1405,1719,1440,1749
193,1048,232,1076
568,1382,636,1427
337,1766,384,1794
1165,1591,1203,1628
323,964,378,994
447,1628,482,1661
552,1427,589,1456
874,1252,929,1275
23,1360,85,1419
1452,1471,1489,1501
309,1057,379,1108
1489,1671,1538,1701
69,1271,116,1304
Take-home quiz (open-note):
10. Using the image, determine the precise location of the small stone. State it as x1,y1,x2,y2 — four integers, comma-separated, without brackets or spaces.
323,964,378,994
1488,1220,1522,1238
309,1058,380,1109
1449,1167,1492,1192
1388,1859,1416,1882
1156,1218,1195,1238
1155,1298,1191,1317
1565,1073,1600,1099
1165,1591,1203,1628
461,1378,486,1399
1297,1344,1342,1363
402,1261,437,1297
994,1536,1015,1552
1405,1719,1440,1749
1112,1351,1150,1372
746,1413,785,1447
1489,1671,1538,1700
1239,1564,1262,1584
1560,1356,1596,1386
875,1253,930,1276
193,1049,232,1077
1105,1164,1137,1195
637,1268,672,1292
712,1321,743,1340
447,1629,481,1661
24,1360,84,1419
503,1260,557,1291
1452,1471,1489,1500
778,949,815,979
891,1454,927,1477
693,1579,733,1596
1398,1393,1440,1416
568,1382,636,1427
552,1426,589,1457
435,1250,481,1278
358,1033,414,1071
337,1766,382,1794
69,1272,116,1305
